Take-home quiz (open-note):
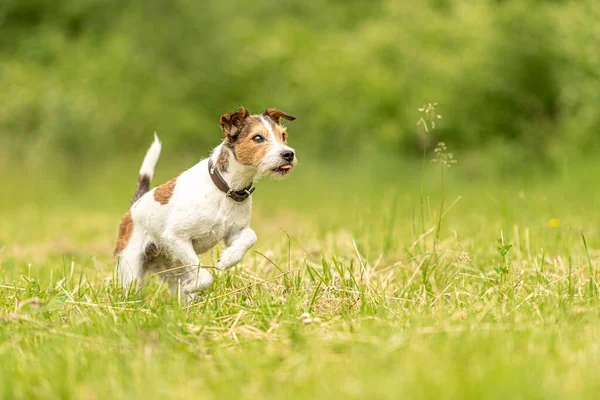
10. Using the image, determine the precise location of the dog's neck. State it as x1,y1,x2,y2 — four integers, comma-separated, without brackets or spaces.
210,144,258,191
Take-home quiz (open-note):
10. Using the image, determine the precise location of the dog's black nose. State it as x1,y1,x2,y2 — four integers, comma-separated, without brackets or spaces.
281,150,295,162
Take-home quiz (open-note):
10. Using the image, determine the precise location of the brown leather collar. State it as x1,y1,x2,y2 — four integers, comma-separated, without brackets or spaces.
208,159,255,202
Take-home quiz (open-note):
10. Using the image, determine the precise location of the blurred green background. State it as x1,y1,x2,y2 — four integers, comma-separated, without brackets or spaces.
1,0,598,175
4,4,600,398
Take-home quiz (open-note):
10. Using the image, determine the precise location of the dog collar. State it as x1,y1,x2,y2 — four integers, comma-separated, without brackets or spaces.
208,159,255,202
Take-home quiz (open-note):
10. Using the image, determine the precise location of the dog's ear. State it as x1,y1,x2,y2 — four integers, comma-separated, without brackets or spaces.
220,107,250,139
262,108,296,125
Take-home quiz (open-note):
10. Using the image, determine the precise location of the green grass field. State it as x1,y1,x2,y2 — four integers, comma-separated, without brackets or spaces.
2,155,600,399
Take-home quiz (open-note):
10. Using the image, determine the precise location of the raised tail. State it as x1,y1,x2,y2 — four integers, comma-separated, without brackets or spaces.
131,133,162,205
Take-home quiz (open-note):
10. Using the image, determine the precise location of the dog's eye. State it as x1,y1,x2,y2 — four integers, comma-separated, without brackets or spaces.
252,135,265,143
282,133,287,142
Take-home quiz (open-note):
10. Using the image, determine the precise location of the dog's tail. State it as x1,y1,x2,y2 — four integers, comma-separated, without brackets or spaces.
131,133,162,205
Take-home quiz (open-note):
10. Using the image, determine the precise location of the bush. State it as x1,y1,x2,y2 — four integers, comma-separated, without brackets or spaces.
0,0,598,166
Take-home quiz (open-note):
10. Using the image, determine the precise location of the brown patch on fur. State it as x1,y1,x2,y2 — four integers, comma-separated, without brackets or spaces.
114,210,133,255
262,108,296,125
220,109,295,167
220,107,250,139
230,116,263,141
258,115,290,145
217,149,229,172
272,123,289,145
153,175,180,205
235,138,270,166
231,116,270,166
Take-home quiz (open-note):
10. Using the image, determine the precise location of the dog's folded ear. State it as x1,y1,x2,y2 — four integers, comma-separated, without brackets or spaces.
220,107,250,139
263,109,296,125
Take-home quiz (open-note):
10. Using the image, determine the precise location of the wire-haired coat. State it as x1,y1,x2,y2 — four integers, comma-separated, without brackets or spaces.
114,108,297,301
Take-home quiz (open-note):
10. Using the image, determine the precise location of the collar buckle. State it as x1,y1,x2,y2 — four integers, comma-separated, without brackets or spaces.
225,186,254,202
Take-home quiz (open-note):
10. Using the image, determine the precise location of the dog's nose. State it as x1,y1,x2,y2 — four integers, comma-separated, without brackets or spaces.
281,150,295,162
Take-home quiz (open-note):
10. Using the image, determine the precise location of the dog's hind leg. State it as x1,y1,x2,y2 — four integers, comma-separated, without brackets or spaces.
116,255,143,293
115,233,146,291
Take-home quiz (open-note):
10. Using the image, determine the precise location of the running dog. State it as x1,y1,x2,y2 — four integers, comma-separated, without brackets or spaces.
114,107,297,300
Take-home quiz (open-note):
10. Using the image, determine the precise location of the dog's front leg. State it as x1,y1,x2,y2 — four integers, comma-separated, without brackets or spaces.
217,227,257,270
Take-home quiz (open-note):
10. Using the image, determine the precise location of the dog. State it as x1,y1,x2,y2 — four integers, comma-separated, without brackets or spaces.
114,107,297,300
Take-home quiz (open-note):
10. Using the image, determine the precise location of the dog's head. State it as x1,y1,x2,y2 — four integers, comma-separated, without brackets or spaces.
220,107,297,178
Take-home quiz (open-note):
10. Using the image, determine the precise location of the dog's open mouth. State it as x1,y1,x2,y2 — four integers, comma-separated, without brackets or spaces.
272,164,293,174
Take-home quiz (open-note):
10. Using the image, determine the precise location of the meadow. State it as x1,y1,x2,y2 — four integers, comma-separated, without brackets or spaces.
2,146,600,399
2,0,600,398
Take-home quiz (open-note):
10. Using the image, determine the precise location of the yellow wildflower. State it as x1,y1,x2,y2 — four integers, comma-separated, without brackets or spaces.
547,219,560,228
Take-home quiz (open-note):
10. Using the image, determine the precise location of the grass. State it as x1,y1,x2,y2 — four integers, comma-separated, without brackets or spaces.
2,154,600,399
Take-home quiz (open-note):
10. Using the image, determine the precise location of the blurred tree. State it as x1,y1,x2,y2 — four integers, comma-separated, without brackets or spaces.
0,0,597,167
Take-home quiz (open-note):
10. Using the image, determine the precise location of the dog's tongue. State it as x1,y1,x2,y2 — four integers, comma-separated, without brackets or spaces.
280,164,292,170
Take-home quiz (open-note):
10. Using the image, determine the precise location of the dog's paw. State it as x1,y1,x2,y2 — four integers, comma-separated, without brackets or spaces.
216,248,244,270
180,269,214,293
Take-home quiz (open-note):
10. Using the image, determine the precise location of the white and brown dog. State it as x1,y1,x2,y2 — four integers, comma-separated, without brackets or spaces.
114,107,297,300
